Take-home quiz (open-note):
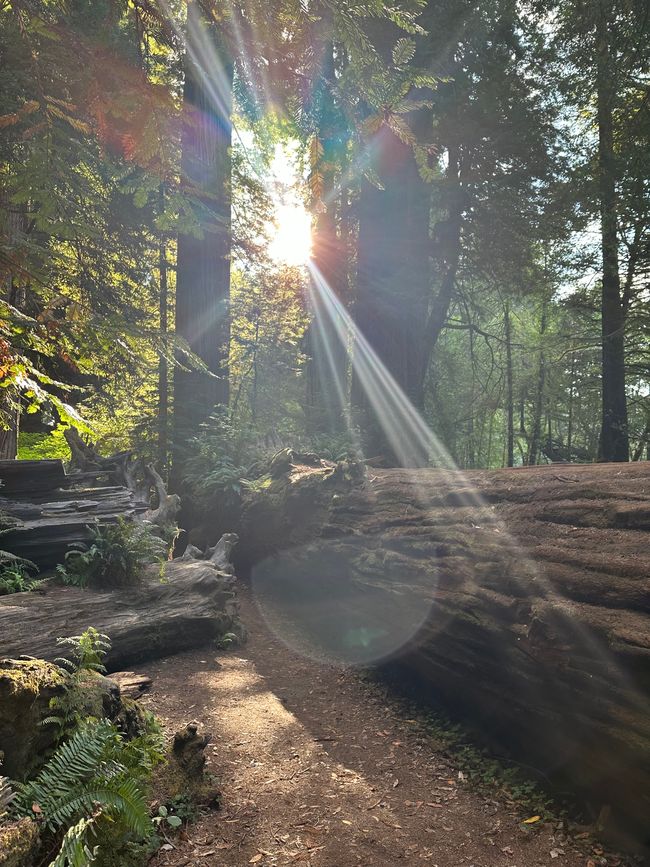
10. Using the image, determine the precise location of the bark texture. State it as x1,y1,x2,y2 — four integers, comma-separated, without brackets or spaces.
596,1,629,462
173,0,232,473
0,559,241,672
237,459,650,841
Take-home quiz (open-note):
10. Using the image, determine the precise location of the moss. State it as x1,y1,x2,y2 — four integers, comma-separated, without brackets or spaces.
0,818,39,867
0,660,69,779
0,659,67,696
152,724,220,811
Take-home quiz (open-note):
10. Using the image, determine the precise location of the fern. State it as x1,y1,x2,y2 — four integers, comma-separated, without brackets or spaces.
55,628,112,674
49,817,99,867
0,775,15,817
14,719,153,853
56,520,165,589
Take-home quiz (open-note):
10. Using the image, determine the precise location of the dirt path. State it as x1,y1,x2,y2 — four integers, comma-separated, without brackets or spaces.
140,587,621,867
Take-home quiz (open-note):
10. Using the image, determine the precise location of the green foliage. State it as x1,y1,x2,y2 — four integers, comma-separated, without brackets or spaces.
163,794,197,825
13,719,156,865
308,430,362,463
17,428,71,462
41,629,113,740
0,552,40,596
215,632,240,651
0,776,15,818
56,519,165,589
50,817,99,867
153,804,182,830
182,407,260,508
56,628,111,675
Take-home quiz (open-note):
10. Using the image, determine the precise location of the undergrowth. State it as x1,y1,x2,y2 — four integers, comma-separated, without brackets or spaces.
6,627,167,866
12,718,162,866
0,551,41,595
56,518,166,589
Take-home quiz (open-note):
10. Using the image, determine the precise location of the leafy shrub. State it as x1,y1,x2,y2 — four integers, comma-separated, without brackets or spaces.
183,408,259,508
215,632,240,651
308,429,362,462
0,551,40,596
56,518,166,588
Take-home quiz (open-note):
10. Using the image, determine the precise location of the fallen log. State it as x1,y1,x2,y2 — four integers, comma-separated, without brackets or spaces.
0,557,241,671
237,460,650,846
0,485,136,569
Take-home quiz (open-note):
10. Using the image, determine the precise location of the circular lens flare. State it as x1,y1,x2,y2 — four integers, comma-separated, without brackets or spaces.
268,203,312,266
251,537,437,667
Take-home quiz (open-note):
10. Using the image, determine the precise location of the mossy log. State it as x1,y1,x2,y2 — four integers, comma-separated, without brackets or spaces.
0,817,39,867
237,460,650,844
0,659,67,780
0,559,241,674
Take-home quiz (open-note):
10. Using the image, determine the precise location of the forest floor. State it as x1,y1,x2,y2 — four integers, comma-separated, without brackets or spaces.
139,586,631,867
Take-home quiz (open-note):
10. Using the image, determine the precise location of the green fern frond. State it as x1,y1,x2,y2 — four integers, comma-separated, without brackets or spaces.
15,720,121,828
49,816,98,867
15,719,154,863
0,775,15,817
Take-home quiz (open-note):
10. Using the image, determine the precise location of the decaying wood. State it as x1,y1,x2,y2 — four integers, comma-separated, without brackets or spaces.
0,484,136,569
0,452,180,568
141,462,181,529
0,460,66,495
206,532,238,572
236,460,650,841
0,558,241,671
108,671,153,699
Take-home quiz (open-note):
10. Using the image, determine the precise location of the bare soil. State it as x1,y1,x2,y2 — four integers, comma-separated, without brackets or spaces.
138,586,632,867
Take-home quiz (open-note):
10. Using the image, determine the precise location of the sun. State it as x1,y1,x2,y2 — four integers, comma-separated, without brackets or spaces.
268,203,312,267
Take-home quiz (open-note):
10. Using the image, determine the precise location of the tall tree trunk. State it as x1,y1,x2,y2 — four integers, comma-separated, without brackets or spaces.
0,414,18,461
305,31,347,434
596,1,629,462
352,127,431,460
504,299,514,468
158,184,169,473
173,0,232,478
566,349,577,461
0,192,26,460
418,142,462,398
527,300,547,466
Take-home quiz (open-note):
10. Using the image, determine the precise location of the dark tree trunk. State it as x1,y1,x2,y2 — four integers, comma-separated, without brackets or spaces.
418,142,462,398
158,183,169,473
352,126,431,458
305,32,348,434
504,300,514,467
173,0,232,476
596,1,629,462
527,300,547,465
0,406,18,460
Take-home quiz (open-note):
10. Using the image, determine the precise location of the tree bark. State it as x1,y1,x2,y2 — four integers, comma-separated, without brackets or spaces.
173,0,232,476
527,299,548,465
237,458,650,843
0,559,241,672
305,30,348,434
353,126,431,459
158,183,169,473
596,1,629,462
504,299,514,467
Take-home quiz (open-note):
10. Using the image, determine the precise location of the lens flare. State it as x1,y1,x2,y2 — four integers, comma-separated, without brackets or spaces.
251,537,439,666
